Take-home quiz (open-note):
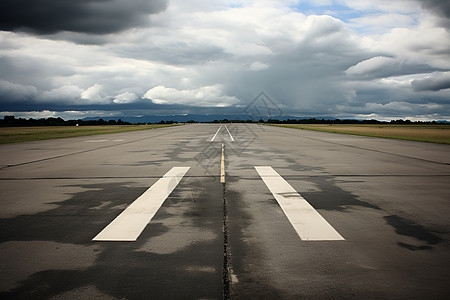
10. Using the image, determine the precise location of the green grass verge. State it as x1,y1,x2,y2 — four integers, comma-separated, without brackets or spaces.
269,124,450,144
0,124,179,144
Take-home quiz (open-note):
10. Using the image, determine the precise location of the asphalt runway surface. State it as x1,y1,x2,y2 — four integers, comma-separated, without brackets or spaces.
0,124,449,299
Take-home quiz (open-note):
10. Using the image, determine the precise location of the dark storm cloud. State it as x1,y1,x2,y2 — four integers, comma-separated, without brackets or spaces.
412,72,450,91
419,0,450,28
0,0,168,35
420,0,450,18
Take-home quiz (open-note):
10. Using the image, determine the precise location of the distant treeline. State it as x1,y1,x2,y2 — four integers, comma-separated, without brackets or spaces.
262,118,444,124
211,118,444,124
0,115,446,127
0,116,136,127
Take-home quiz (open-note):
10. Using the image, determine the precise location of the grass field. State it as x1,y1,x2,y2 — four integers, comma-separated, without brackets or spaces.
0,124,178,144
270,124,450,144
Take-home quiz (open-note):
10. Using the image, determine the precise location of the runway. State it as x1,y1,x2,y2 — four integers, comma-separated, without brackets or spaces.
0,123,449,299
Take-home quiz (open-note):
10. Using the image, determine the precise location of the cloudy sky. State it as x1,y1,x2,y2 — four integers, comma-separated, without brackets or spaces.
1,0,450,121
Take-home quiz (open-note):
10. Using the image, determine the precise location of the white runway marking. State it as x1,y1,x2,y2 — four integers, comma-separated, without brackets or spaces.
210,125,234,142
92,167,190,241
210,125,223,142
255,166,344,241
84,139,109,143
224,125,235,142
84,139,124,143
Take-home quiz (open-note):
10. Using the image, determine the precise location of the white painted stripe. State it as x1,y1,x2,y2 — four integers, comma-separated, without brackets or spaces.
210,125,223,142
220,143,225,183
255,166,344,241
92,167,190,241
224,125,235,142
84,139,109,143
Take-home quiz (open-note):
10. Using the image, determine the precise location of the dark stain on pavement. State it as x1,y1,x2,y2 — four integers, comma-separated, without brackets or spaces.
0,178,225,299
384,215,442,250
303,177,381,212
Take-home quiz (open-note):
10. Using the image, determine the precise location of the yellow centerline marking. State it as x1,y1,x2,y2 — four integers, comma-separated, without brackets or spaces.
220,143,225,183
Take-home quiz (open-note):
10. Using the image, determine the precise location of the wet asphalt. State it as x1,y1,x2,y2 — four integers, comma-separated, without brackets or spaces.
0,123,449,299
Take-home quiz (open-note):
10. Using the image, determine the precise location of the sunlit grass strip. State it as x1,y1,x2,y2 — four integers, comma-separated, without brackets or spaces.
269,124,450,144
0,124,179,144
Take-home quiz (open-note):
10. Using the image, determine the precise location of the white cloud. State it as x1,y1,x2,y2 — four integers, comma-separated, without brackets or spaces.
341,0,420,14
249,61,269,71
346,56,398,76
113,92,140,104
349,13,416,32
335,101,445,120
365,101,442,113
81,84,109,104
143,85,240,107
361,14,450,69
38,85,83,103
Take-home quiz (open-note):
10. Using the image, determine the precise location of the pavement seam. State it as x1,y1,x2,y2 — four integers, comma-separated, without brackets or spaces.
223,181,231,299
